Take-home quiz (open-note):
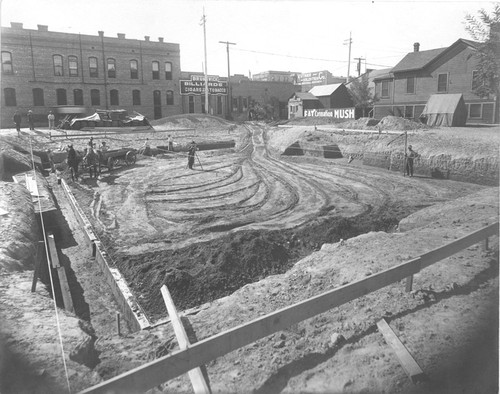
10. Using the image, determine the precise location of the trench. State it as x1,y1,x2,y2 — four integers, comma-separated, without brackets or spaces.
101,202,417,322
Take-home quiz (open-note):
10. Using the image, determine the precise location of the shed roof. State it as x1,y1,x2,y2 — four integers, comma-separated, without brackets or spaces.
308,83,343,97
291,92,318,101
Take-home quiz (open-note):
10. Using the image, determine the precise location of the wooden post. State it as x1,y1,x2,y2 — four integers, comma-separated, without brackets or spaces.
482,237,489,251
403,131,407,177
405,275,413,292
116,312,121,336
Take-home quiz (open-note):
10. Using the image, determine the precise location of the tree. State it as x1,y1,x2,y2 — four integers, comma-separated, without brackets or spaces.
465,4,500,107
349,74,374,117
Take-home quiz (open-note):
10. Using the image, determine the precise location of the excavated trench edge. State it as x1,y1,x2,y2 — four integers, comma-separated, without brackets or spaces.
60,178,151,331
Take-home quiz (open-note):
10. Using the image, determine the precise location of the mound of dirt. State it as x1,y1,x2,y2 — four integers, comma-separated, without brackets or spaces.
376,115,428,130
336,117,381,130
150,114,232,128
0,149,32,181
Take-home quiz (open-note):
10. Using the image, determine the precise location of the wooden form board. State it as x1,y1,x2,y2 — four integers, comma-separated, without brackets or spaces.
79,222,498,394
377,318,425,383
161,285,211,394
47,233,74,313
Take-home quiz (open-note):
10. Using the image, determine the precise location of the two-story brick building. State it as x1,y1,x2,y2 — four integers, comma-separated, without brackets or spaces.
373,39,499,124
1,22,182,128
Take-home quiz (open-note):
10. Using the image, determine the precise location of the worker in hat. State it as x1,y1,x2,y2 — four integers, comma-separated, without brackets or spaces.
405,145,419,177
67,144,79,181
27,110,34,131
187,141,198,169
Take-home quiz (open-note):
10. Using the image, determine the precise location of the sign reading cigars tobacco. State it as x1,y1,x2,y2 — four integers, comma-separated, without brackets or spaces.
180,75,228,95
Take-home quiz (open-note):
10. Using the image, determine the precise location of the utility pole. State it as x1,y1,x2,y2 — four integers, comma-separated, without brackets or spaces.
200,9,209,114
343,32,352,82
354,57,364,76
219,41,236,120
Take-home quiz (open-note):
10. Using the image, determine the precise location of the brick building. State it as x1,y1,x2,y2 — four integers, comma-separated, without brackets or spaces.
373,39,499,124
1,23,182,128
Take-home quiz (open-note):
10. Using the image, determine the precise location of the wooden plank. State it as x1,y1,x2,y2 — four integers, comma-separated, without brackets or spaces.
47,233,60,269
376,318,425,383
57,266,75,313
161,285,211,394
405,275,413,292
80,223,499,394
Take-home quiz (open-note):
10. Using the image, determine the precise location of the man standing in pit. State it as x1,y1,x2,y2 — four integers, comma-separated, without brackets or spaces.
67,144,79,181
13,110,21,135
27,110,35,131
168,134,174,151
406,145,419,177
48,111,55,130
187,141,198,169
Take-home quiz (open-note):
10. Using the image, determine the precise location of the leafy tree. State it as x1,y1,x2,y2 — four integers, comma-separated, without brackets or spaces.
465,4,500,104
349,74,374,117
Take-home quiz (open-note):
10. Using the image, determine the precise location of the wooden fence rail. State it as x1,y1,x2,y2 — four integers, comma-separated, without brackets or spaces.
80,222,498,394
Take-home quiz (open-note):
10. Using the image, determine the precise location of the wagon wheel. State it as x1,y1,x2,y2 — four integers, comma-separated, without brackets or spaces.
107,156,115,171
125,151,137,166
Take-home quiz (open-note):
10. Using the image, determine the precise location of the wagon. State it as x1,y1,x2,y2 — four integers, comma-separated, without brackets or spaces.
99,148,137,171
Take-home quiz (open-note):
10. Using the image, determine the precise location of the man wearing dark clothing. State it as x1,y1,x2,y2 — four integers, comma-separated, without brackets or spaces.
406,145,419,177
187,141,197,169
67,145,79,181
27,110,34,130
13,111,21,133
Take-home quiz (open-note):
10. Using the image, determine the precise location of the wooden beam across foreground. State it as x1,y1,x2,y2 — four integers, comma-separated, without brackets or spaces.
161,285,211,394
79,222,498,394
377,318,425,383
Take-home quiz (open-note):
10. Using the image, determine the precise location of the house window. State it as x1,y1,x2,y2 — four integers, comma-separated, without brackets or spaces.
33,88,44,106
472,70,480,91
242,97,248,111
404,105,414,119
188,96,195,113
107,58,116,78
53,55,63,76
381,80,390,98
132,90,141,105
56,88,67,105
469,103,482,118
74,89,84,105
110,89,119,106
68,56,78,76
4,88,17,106
91,89,100,106
1,52,13,74
406,76,415,94
152,61,160,80
130,60,138,79
166,90,174,105
232,97,238,112
89,57,98,77
165,62,172,80
437,73,448,92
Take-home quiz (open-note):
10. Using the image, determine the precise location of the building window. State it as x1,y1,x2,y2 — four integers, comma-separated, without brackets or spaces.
56,88,67,105
110,89,119,106
437,73,448,92
89,57,98,77
153,90,162,119
166,90,174,105
53,55,63,76
152,61,160,80
242,97,248,111
1,51,13,74
74,89,84,105
4,88,17,106
165,62,172,80
381,80,390,98
132,90,141,105
107,58,116,78
33,88,44,106
91,89,100,106
188,96,195,113
217,96,223,115
469,103,482,118
404,105,414,119
232,97,238,112
406,76,415,94
68,56,78,77
130,60,138,79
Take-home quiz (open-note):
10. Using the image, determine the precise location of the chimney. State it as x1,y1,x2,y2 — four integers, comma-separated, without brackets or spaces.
144,36,150,42
37,25,48,32
117,33,125,39
414,42,420,52
98,31,104,37
158,37,164,43
10,22,23,29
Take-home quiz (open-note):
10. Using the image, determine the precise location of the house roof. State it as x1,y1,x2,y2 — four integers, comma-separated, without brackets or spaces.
308,83,343,97
291,92,318,100
391,38,480,73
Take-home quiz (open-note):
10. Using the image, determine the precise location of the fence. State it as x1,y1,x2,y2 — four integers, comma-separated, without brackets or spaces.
80,222,498,394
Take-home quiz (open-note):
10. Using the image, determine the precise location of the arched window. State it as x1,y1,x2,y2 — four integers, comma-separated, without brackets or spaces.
153,90,162,119
68,56,78,76
89,57,98,77
53,55,63,76
73,89,83,105
130,60,138,79
165,62,172,80
56,88,67,105
166,90,174,105
33,88,44,106
110,89,119,106
132,90,141,105
107,58,116,78
1,51,13,74
91,89,100,106
152,61,159,80
4,88,16,106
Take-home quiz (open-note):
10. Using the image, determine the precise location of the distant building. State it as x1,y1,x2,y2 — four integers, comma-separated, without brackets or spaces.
1,22,182,127
373,40,499,124
308,84,354,110
252,70,299,83
288,92,320,119
298,70,346,92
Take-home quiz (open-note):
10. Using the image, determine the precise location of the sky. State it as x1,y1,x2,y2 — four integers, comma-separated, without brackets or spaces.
0,0,497,78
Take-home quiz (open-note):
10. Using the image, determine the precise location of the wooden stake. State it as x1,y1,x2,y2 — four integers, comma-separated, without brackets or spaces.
405,275,413,292
116,312,121,336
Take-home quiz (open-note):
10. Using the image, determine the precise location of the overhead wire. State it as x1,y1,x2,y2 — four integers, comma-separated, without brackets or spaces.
28,135,72,394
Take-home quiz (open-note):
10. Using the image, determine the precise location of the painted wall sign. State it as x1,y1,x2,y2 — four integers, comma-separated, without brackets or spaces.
304,108,355,119
180,75,228,95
